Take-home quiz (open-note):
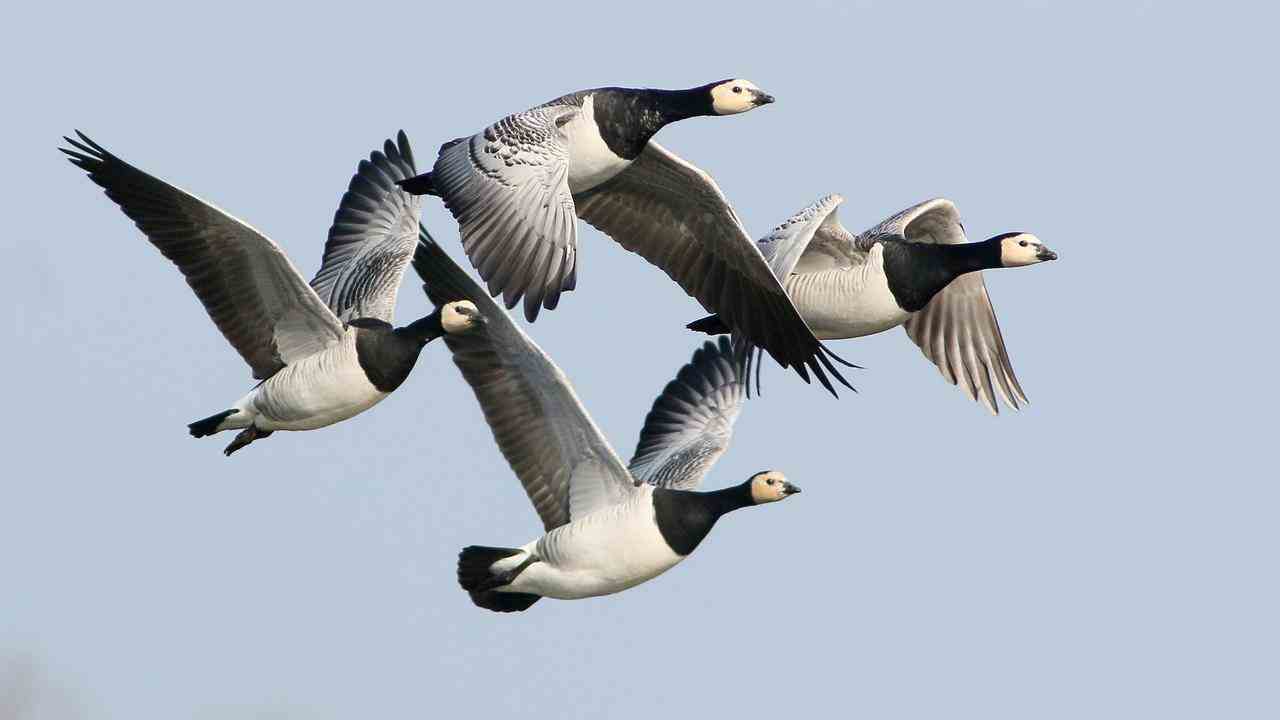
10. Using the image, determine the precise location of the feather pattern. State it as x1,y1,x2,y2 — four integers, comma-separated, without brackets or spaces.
61,131,344,380
431,105,580,322
309,131,423,323
628,337,746,490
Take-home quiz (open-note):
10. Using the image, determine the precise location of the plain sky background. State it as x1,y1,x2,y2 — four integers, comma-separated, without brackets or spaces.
3,1,1277,718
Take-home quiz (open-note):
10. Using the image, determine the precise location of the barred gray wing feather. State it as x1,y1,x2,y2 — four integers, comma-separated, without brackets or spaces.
628,337,747,490
859,197,966,246
575,142,852,396
62,132,343,380
431,106,579,322
411,228,635,531
860,198,1027,413
757,193,864,279
309,131,422,323
902,273,1028,413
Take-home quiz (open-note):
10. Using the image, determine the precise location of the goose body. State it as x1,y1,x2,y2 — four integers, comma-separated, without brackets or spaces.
689,195,1058,412
495,486,682,600
411,232,797,613
396,80,851,394
62,131,484,454
784,245,909,339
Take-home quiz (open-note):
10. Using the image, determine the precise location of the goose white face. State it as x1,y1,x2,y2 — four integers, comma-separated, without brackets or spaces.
749,470,801,504
710,79,774,115
441,300,485,334
998,233,1058,267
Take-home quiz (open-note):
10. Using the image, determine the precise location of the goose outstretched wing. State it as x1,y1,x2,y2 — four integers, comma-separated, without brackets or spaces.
575,142,852,395
62,132,343,380
412,228,634,531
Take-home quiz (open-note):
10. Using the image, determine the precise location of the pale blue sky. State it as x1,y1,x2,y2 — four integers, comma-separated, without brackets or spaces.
3,1,1277,718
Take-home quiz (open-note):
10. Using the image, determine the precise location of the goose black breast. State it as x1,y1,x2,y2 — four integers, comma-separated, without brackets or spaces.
352,320,424,393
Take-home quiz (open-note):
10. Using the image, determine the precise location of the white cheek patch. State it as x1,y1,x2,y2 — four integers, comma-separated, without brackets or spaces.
711,80,759,115
1000,235,1041,267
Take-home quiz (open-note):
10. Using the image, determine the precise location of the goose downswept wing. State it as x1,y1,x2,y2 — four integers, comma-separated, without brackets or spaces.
857,199,1029,413
575,142,854,395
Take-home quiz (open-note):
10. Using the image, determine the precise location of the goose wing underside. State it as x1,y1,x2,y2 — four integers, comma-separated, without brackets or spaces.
861,198,1027,413
309,132,423,324
62,132,344,380
627,337,747,491
411,227,635,531
575,142,852,396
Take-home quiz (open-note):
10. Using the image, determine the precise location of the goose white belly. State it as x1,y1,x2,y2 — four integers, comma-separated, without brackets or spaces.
786,261,911,341
238,332,388,431
564,94,631,194
502,489,683,600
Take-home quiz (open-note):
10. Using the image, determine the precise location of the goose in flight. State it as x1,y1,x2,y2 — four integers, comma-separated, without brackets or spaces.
689,195,1057,413
62,131,484,455
411,231,799,613
398,81,851,394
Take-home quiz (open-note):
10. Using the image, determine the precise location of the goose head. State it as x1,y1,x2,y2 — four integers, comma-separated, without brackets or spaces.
996,232,1057,267
441,300,485,334
747,470,801,504
708,79,775,115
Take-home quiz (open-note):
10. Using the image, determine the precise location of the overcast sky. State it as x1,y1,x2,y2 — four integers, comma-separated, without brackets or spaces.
3,1,1276,718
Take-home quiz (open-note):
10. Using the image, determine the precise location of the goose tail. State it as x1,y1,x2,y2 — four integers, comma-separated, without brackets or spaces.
396,171,439,196
457,545,542,613
187,409,240,438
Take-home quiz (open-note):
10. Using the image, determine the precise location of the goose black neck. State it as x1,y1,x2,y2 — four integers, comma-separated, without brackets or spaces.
652,482,755,557
700,482,757,516
397,309,444,346
647,84,717,124
937,237,1003,276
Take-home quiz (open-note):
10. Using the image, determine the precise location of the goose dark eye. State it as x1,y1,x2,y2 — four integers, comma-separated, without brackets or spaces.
1019,240,1028,247
766,478,775,485
732,86,742,94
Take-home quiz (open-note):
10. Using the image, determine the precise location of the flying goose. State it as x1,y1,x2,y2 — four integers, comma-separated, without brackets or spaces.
398,81,852,394
411,231,799,613
689,195,1057,413
61,131,484,455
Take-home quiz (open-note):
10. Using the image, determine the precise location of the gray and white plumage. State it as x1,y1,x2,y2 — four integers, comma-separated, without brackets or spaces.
733,194,1046,413
412,229,748,530
431,104,581,319
415,231,791,613
406,81,848,393
310,133,424,323
627,336,746,490
61,131,474,454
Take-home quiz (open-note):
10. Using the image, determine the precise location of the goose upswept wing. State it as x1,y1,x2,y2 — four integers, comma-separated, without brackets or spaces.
62,132,344,380
412,228,634,531
574,142,853,396
627,337,747,490
310,131,424,324
861,198,1028,413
